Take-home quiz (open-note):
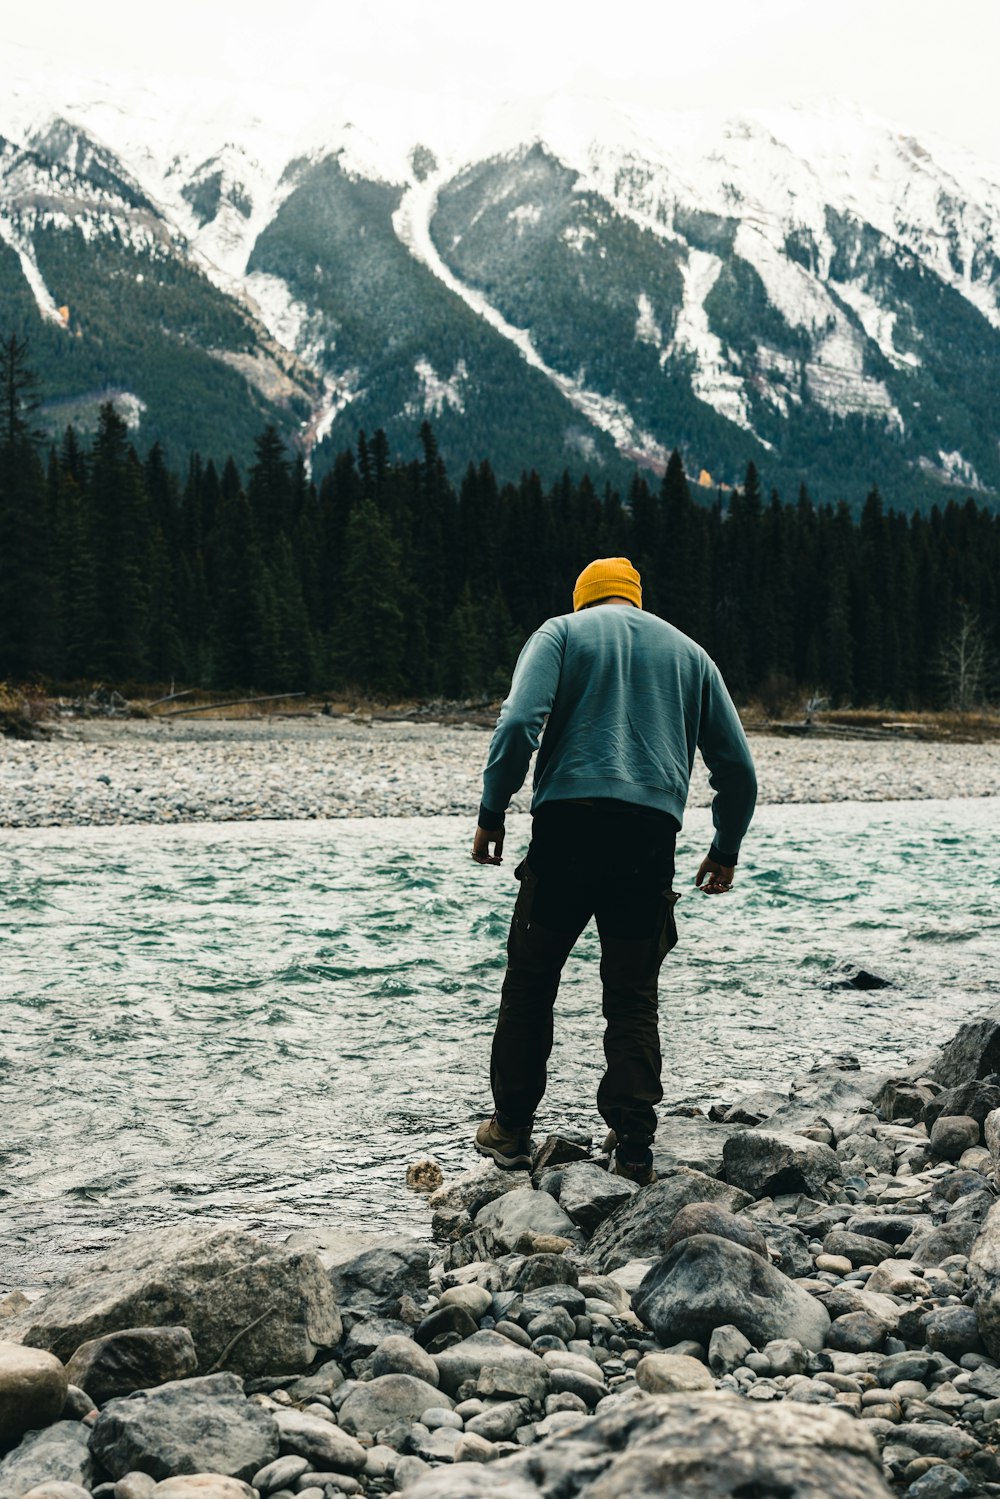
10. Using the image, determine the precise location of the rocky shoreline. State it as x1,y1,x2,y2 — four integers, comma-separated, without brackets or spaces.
2,719,1000,827
7,1014,1000,1496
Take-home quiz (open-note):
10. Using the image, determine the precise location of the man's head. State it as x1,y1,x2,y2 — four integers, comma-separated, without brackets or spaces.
573,557,642,612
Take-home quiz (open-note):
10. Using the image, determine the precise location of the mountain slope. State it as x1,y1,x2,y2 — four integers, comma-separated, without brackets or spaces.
1,53,999,503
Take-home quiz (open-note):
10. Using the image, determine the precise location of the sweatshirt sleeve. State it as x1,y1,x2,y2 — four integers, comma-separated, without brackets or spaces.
697,661,758,865
480,624,565,823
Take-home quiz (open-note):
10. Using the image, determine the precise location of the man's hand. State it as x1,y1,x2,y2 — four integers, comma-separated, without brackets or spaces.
472,825,505,865
696,855,734,894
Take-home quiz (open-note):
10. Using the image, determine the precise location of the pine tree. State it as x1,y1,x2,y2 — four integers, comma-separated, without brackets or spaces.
0,334,55,678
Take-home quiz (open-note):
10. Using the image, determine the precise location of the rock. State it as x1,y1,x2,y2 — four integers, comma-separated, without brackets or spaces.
930,1116,981,1161
840,970,892,990
148,1481,254,1499
822,1231,894,1267
473,1191,575,1252
428,1165,528,1221
437,1287,493,1320
986,1108,1000,1160
846,1213,931,1245
906,1221,981,1267
403,1392,893,1498
342,1316,409,1364
18,1484,93,1499
635,1354,713,1394
765,1062,887,1137
968,1200,1000,1359
297,1233,429,1311
905,1469,974,1498
584,1168,752,1273
272,1411,365,1472
530,1138,592,1174
464,1401,527,1442
0,1343,69,1454
434,1332,549,1403
555,1164,635,1233
61,1389,96,1421
825,1312,889,1354
0,1424,93,1498
510,1257,577,1295
406,1160,444,1193
708,1326,752,1375
64,1328,198,1406
874,1080,940,1122
662,1203,768,1260
393,1455,431,1490
891,1423,981,1462
114,1473,158,1499
923,1306,983,1359
837,1134,895,1175
933,1013,1000,1089
763,1339,810,1377
280,1362,344,1404
924,1082,1000,1131
12,1229,340,1379
250,1455,310,1493
88,1373,278,1483
721,1090,788,1126
367,1337,437,1379
815,1255,852,1276
337,1376,449,1437
413,1305,478,1353
759,1222,814,1278
651,1117,737,1178
633,1234,831,1352
525,1307,575,1343
722,1131,843,1199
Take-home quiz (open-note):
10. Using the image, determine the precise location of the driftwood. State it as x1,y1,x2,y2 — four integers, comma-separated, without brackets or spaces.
161,692,306,717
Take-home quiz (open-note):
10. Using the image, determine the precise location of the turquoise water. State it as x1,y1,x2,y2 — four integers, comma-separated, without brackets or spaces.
2,799,999,1291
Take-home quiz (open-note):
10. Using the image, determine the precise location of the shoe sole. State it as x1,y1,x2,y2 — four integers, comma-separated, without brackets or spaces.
474,1140,532,1170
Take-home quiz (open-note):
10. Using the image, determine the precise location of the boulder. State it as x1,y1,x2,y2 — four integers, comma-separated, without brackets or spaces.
0,1424,93,1498
661,1203,768,1261
337,1375,449,1437
722,1131,843,1199
554,1164,635,1233
930,1116,981,1161
271,1409,365,1471
906,1219,982,1266
510,1257,577,1295
758,1223,813,1278
370,1336,440,1386
11,1229,340,1379
87,1373,278,1483
873,1079,940,1122
968,1200,1000,1358
821,1231,894,1267
288,1231,429,1310
473,1190,575,1252
923,1305,983,1359
434,1332,549,1403
651,1117,737,1178
764,1062,888,1137
0,1344,68,1453
64,1328,197,1406
933,1013,1000,1089
923,1081,1000,1131
584,1168,752,1273
402,1391,892,1498
634,1234,830,1352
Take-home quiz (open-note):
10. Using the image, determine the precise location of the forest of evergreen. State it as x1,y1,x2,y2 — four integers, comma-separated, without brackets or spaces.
0,337,997,709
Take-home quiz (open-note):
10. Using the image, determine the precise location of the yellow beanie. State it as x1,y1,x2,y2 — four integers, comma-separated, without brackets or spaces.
573,557,642,612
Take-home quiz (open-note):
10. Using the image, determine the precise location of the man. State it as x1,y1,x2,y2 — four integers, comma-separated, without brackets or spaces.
471,556,757,1185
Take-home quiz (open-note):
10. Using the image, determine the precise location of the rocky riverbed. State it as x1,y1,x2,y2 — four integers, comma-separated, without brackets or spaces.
7,1013,1000,1496
2,718,999,827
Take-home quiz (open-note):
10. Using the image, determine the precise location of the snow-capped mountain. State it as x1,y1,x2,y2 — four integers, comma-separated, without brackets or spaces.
2,44,999,502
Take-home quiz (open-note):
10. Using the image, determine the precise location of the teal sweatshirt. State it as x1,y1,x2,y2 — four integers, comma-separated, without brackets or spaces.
480,606,757,864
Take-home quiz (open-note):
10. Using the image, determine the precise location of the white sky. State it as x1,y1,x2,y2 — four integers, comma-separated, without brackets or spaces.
9,0,1000,168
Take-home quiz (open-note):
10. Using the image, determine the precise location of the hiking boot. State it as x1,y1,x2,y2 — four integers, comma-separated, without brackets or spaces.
475,1114,533,1170
610,1146,656,1187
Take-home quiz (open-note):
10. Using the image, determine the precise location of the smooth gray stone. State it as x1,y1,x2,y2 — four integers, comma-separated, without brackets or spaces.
434,1332,549,1403
88,1372,278,1483
474,1191,575,1253
65,1327,198,1406
906,1219,981,1266
273,1409,366,1472
463,1401,527,1442
555,1164,635,1234
0,1343,68,1453
0,1423,93,1499
923,1306,984,1360
723,1131,843,1200
250,1456,310,1493
930,1116,982,1162
370,1336,439,1386
584,1168,752,1274
708,1325,752,1375
634,1234,831,1352
663,1203,768,1261
428,1166,528,1219
9,1228,341,1379
651,1117,738,1178
336,1375,450,1438
401,1391,893,1497
822,1231,894,1267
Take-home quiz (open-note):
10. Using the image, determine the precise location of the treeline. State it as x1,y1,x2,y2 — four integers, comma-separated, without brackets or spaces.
0,336,998,707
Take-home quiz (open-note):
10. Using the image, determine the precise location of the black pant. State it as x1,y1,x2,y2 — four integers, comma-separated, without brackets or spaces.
490,800,678,1145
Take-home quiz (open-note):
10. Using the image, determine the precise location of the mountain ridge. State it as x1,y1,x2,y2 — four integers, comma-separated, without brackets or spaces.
2,48,999,505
